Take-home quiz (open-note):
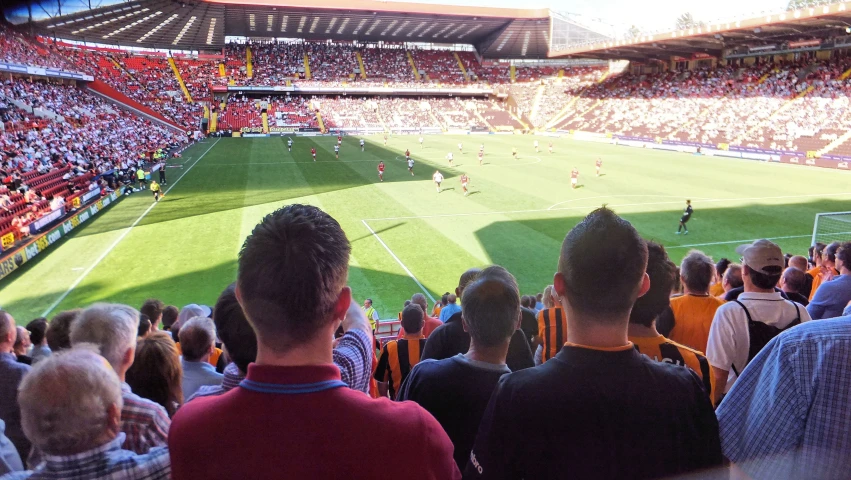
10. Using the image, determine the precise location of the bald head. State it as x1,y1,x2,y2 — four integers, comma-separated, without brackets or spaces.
781,267,806,294
456,268,482,296
0,311,15,350
789,255,808,273
410,293,428,314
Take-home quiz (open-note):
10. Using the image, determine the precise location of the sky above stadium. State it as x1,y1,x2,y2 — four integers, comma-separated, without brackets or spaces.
389,0,788,35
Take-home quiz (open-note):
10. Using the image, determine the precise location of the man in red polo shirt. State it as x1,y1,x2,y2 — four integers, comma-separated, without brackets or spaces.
169,204,459,480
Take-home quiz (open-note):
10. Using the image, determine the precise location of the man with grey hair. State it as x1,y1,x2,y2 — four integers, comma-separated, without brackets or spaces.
70,303,170,455
7,349,170,479
179,317,223,399
666,250,725,353
0,311,30,460
720,264,744,297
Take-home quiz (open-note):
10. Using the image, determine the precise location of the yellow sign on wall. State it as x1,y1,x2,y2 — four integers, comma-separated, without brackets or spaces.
1,232,14,248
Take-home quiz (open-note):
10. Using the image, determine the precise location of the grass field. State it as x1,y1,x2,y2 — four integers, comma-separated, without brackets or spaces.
2,134,850,321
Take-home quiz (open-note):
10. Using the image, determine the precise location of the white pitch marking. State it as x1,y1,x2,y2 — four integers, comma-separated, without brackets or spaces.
41,138,222,317
546,195,714,211
361,219,436,304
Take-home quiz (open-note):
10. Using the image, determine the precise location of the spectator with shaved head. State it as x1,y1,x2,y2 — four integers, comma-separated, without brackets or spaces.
70,303,170,455
780,267,810,306
168,204,458,479
721,264,744,297
10,349,170,479
12,327,31,365
788,255,813,298
0,311,30,459
178,317,223,400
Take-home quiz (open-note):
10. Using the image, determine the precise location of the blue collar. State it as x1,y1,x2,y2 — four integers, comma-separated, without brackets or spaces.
238,378,347,394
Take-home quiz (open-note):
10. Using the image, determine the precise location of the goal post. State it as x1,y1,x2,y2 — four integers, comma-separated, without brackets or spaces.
812,211,851,246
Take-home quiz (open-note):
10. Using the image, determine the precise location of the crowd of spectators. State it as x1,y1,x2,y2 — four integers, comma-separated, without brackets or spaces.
0,77,185,245
2,204,850,479
0,27,70,71
558,55,851,156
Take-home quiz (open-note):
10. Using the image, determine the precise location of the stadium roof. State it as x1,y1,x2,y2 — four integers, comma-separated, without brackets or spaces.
549,2,851,62
9,0,603,58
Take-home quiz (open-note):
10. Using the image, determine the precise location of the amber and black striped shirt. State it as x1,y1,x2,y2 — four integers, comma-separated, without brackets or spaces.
374,335,426,399
537,307,567,363
630,334,715,405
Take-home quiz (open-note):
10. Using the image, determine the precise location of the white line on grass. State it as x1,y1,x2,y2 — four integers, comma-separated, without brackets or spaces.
667,230,851,249
665,234,812,249
361,220,436,304
41,138,222,317
364,192,851,222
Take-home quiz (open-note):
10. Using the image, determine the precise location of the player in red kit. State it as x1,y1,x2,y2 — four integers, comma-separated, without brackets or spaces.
311,147,316,161
478,150,484,166
378,161,385,182
571,167,579,189
461,174,470,196
405,149,411,162
596,158,602,176
337,135,342,145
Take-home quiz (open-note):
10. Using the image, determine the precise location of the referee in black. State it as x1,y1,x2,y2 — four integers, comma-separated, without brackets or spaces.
676,199,693,235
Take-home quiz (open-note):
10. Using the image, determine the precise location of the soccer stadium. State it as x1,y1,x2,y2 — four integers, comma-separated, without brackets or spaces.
0,0,850,477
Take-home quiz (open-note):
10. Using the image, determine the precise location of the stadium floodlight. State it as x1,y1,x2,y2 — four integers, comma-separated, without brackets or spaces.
811,211,851,245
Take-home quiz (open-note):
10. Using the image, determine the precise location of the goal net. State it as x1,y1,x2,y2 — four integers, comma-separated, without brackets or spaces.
812,211,851,246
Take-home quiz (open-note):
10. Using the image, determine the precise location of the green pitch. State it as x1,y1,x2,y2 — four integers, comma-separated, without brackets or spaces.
2,134,849,321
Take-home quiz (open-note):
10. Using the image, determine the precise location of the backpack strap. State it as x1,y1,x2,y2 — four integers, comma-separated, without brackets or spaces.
730,300,753,378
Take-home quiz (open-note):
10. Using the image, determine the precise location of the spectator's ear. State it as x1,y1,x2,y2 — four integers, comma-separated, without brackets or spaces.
333,286,352,323
637,273,650,299
553,272,567,300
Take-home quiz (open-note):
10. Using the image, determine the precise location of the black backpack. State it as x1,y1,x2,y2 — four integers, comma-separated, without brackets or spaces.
731,300,801,377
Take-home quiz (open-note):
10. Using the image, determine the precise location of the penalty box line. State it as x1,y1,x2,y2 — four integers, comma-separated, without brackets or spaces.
361,219,436,304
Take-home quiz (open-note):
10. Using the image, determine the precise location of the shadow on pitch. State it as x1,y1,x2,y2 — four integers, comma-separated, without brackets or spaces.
2,255,434,322
472,198,851,293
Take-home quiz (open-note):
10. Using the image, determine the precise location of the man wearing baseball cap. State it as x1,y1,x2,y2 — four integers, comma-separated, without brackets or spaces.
705,239,811,404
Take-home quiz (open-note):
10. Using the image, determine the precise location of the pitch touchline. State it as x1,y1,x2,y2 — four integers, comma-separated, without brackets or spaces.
41,138,222,317
361,220,436,304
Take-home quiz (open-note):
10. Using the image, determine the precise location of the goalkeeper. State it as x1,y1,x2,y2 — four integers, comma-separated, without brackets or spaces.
676,200,693,235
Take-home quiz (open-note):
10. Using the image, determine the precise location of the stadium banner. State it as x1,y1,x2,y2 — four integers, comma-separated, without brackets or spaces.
0,62,93,82
239,126,300,133
0,193,119,282
446,129,470,135
599,134,851,168
82,188,102,204
28,207,65,235
241,133,269,138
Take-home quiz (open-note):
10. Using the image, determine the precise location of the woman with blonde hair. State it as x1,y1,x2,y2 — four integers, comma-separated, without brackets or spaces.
125,331,183,417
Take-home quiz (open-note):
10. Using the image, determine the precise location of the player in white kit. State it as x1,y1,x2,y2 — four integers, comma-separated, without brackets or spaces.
360,139,365,151
446,152,454,167
433,170,444,193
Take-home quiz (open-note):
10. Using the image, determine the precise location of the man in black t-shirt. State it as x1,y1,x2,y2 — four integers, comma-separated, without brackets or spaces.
421,269,533,372
398,266,519,470
466,208,721,480
676,199,693,235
